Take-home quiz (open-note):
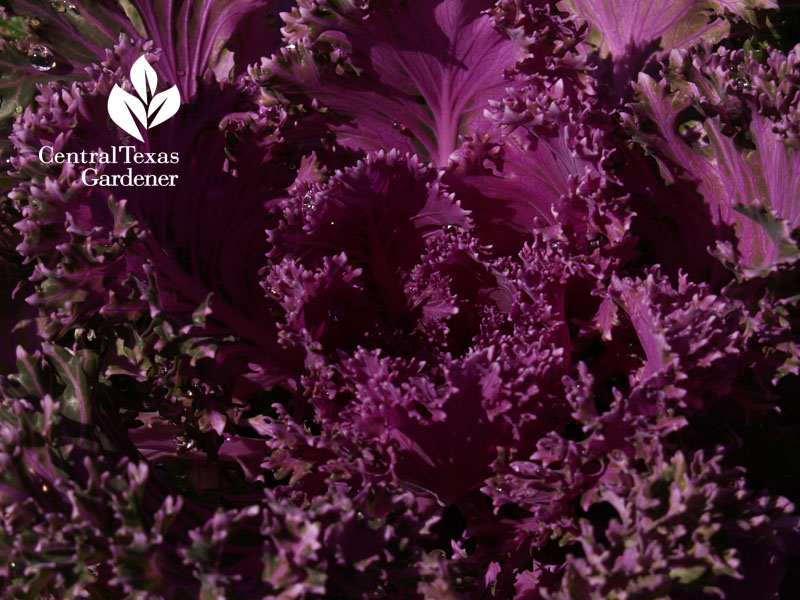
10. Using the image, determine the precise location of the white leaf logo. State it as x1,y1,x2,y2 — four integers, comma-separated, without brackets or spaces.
107,56,181,142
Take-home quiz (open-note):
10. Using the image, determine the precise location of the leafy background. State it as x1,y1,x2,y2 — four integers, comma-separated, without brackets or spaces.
1,0,800,598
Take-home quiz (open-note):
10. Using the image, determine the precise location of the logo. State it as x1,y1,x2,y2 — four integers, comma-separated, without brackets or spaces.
34,55,182,187
107,56,181,142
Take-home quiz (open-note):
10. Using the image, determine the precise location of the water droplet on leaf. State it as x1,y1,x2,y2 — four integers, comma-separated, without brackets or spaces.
8,561,22,577
733,77,750,91
28,45,55,71
175,434,196,452
50,0,76,12
391,121,411,136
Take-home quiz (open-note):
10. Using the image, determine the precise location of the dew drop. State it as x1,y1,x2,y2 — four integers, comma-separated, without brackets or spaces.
428,549,447,560
15,106,23,115
733,78,751,91
175,434,196,452
50,0,76,12
28,45,55,71
41,483,49,492
391,121,411,136
302,191,315,211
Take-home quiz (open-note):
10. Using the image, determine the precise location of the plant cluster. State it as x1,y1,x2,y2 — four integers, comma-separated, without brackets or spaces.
1,0,800,598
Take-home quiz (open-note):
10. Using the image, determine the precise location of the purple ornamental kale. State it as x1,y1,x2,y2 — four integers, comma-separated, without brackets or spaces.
1,0,800,598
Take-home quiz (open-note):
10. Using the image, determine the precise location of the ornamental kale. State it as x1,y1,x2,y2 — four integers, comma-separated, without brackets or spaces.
1,0,800,598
